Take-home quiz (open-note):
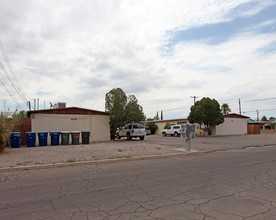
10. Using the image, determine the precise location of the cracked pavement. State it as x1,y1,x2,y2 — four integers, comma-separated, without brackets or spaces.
1,144,276,219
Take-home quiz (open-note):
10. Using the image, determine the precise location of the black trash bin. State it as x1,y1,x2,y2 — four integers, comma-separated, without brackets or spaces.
26,132,36,147
10,132,21,148
81,131,90,144
61,131,70,145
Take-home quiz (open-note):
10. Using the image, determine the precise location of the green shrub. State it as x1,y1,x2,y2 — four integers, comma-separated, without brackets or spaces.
145,122,158,134
0,112,20,152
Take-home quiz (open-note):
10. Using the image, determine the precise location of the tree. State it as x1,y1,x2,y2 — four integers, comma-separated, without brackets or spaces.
16,110,27,118
105,88,145,140
105,88,127,140
261,116,268,121
221,103,231,114
125,95,145,124
188,97,224,136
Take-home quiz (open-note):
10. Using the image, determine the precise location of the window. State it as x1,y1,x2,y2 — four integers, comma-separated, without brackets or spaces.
133,124,144,129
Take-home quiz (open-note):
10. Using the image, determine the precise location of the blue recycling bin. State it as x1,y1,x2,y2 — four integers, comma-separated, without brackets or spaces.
38,132,48,146
10,132,21,148
26,132,36,147
50,131,60,146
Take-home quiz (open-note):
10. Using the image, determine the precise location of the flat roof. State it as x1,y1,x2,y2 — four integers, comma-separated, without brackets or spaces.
224,113,249,119
28,107,109,117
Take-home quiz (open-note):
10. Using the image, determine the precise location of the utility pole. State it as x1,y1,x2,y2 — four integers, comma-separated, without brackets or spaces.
239,98,241,115
190,96,198,105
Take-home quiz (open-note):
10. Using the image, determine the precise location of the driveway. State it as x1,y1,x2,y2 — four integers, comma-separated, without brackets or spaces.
0,133,275,169
145,133,276,151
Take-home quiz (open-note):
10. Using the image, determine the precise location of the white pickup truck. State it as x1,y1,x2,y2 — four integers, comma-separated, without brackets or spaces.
162,125,182,137
117,123,146,140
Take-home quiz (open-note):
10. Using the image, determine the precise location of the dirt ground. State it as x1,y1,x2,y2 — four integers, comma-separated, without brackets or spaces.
1,133,275,169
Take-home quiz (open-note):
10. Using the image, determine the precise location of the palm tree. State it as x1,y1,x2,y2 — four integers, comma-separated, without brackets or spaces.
221,103,231,115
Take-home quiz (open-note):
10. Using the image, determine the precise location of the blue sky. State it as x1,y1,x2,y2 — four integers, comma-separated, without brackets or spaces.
167,2,276,48
0,0,276,120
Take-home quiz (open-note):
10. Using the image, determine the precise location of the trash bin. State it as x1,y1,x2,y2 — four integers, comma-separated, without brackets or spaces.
10,132,21,148
38,132,48,146
50,131,60,146
26,132,36,147
71,131,80,145
61,131,70,145
81,131,90,144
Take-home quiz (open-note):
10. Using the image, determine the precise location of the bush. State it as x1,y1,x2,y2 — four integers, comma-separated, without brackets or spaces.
145,122,158,134
0,112,20,152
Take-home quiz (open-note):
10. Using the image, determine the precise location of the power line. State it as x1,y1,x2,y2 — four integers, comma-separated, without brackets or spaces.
0,69,20,108
145,96,276,117
0,41,28,103
243,108,276,113
0,40,28,107
242,97,276,103
0,62,27,106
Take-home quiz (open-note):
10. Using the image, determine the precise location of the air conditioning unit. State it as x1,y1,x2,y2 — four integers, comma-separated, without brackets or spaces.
53,102,66,109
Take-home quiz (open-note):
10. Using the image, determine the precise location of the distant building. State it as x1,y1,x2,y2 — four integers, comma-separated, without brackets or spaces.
213,113,249,136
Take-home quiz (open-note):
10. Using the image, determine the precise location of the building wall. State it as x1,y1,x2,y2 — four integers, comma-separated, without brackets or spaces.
31,113,110,143
155,121,169,135
213,117,247,136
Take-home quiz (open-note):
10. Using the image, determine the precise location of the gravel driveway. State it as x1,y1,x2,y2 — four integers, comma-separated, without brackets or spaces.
0,133,275,169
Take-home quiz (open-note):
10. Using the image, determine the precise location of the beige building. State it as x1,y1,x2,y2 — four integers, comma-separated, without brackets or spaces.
27,107,110,143
213,113,249,136
149,114,249,137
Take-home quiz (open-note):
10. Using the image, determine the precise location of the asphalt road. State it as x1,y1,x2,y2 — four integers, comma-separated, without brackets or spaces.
1,145,276,220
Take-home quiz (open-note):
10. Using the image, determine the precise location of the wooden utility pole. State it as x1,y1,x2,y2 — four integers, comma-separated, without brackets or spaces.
190,96,198,105
239,98,241,115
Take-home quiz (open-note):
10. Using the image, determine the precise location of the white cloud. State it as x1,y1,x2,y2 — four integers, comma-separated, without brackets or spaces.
0,0,275,119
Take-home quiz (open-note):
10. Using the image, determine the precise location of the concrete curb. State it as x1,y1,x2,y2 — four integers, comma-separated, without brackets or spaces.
0,150,213,172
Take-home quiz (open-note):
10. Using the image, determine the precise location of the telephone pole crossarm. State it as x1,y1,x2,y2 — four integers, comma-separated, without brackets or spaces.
190,96,198,105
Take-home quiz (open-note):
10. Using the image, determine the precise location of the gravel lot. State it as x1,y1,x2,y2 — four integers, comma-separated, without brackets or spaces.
0,133,275,169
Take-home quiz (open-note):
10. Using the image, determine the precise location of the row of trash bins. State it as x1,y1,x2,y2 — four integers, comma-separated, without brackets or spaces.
10,131,90,148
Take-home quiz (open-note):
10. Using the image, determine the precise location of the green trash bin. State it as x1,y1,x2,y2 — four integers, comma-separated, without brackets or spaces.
71,131,80,145
61,131,70,145
81,131,90,144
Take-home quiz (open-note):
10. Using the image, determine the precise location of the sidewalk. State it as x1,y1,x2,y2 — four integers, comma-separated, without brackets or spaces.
0,133,275,170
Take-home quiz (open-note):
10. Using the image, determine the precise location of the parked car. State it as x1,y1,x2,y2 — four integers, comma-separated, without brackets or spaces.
162,125,182,137
117,123,146,140
145,126,151,135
